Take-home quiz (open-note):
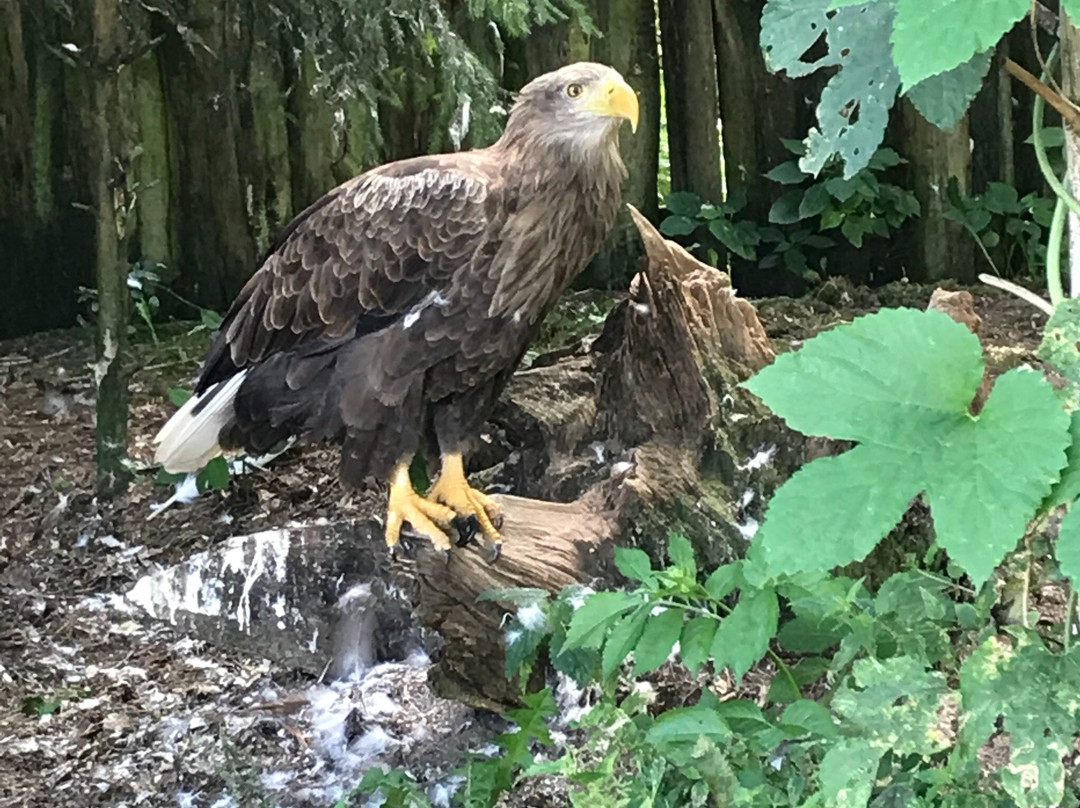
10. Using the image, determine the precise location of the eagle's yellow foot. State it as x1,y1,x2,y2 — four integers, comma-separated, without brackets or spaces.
385,462,456,559
426,453,503,558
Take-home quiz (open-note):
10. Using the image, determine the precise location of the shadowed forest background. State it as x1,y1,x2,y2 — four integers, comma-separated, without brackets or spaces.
0,0,1053,342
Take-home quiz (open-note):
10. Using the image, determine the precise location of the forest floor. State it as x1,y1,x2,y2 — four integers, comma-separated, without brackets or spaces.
0,279,1047,808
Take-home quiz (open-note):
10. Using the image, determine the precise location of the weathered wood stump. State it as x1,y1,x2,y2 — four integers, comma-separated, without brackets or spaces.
131,208,799,708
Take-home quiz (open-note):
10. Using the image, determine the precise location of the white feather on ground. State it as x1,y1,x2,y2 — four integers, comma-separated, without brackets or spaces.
153,371,248,472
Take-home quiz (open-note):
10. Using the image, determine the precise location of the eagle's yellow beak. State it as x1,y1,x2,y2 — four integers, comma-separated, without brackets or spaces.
586,75,640,133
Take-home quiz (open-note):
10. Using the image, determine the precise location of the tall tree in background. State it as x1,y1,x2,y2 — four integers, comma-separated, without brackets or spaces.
712,0,816,222
659,0,723,204
583,0,660,287
87,0,131,496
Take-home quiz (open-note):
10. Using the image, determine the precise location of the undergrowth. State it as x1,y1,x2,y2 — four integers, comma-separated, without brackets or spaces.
350,304,1080,808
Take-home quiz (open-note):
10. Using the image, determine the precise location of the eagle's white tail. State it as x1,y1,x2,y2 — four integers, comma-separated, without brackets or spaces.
153,371,248,473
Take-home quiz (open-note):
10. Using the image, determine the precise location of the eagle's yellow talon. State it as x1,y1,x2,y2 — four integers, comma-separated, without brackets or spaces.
426,453,504,546
386,462,455,553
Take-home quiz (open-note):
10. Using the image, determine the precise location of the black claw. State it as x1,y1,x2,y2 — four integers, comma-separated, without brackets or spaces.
491,512,505,532
452,515,479,547
388,535,416,561
488,542,502,563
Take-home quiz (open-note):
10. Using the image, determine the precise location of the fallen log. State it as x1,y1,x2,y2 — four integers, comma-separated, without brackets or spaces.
130,207,804,708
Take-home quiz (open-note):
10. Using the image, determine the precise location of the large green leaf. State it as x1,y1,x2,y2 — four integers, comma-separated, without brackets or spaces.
761,0,901,178
891,0,1027,89
753,446,923,575
745,308,983,445
745,308,1070,586
905,49,993,130
921,369,1071,585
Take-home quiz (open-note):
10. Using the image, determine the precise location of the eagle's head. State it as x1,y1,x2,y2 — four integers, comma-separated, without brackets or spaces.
502,62,640,151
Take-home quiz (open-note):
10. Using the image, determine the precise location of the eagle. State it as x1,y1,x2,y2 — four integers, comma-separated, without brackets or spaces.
153,62,639,560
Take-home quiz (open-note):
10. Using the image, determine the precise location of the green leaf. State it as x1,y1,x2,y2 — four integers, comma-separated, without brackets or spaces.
753,445,923,575
667,533,696,577
777,615,848,653
764,160,808,185
832,656,949,755
769,189,806,224
762,0,900,177
961,633,1080,806
22,695,62,717
780,699,837,739
602,605,650,676
665,191,703,217
1038,297,1080,410
564,591,640,651
634,608,685,674
744,308,983,444
891,0,1026,90
645,705,731,748
799,182,832,220
704,563,742,601
660,215,697,237
922,369,1070,586
710,586,778,681
817,738,883,808
196,456,230,492
745,309,1069,585
680,616,718,673
200,308,224,331
905,49,993,130
614,547,654,583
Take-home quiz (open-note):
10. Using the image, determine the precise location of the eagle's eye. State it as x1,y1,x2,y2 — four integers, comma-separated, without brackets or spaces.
566,82,584,98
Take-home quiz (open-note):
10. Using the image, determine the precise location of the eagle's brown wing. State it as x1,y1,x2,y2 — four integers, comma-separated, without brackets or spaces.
196,153,501,393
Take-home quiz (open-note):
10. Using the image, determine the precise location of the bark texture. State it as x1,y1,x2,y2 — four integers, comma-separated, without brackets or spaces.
900,99,976,283
659,0,723,204
89,0,131,497
1062,12,1080,297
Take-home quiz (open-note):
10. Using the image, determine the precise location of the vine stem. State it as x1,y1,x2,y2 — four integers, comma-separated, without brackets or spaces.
912,567,977,596
977,273,1055,315
656,598,801,699
1022,536,1033,630
1066,585,1076,653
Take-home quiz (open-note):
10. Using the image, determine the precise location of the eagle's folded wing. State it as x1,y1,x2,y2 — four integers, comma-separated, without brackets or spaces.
196,157,501,393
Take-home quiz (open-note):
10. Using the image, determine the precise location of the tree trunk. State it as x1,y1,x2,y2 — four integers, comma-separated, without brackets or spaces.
577,0,661,289
131,51,172,267
89,0,131,498
0,0,32,228
159,0,256,310
899,100,976,283
1061,13,1080,297
970,43,1015,193
658,0,723,205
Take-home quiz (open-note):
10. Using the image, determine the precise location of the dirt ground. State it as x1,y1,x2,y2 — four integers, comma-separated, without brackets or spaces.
0,280,1050,807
